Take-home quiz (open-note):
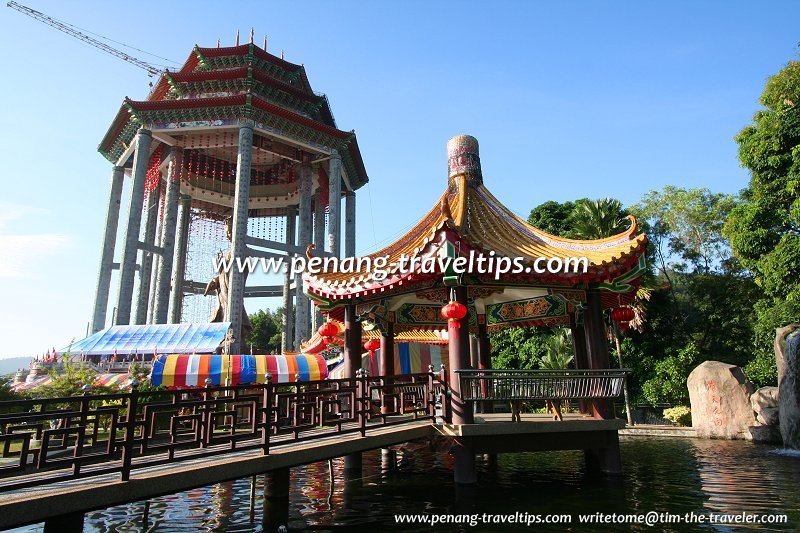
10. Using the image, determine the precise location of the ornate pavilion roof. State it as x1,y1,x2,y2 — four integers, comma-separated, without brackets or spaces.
98,43,367,190
305,135,647,333
306,136,646,299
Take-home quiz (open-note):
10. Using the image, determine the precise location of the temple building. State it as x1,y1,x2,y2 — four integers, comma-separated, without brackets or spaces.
305,134,648,479
91,40,367,353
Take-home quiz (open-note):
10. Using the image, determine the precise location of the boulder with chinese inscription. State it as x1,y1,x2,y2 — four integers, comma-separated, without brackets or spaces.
777,325,800,449
687,361,755,439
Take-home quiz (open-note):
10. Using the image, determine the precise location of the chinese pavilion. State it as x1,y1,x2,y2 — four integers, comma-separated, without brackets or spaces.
91,39,367,354
305,134,647,422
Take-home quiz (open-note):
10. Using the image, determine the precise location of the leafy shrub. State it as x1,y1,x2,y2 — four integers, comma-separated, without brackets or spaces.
663,405,692,426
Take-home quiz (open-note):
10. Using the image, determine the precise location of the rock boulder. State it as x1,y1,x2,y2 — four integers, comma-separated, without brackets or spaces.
688,361,755,439
778,325,800,449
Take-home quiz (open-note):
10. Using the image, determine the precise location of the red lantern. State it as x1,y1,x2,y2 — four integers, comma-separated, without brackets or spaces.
610,307,635,323
440,300,468,330
364,339,380,357
618,321,631,332
318,321,339,344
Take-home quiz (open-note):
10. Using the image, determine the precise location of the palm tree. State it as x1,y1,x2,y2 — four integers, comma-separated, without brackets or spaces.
570,198,629,239
539,330,574,370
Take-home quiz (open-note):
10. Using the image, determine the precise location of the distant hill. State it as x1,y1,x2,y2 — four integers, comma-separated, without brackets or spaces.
0,357,32,376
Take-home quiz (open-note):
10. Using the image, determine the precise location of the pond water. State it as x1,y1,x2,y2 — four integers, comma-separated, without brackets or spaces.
12,437,800,532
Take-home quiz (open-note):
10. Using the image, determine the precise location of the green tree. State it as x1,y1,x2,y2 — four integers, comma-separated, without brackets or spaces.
570,198,630,239
490,327,549,370
633,186,738,274
528,200,577,236
723,60,800,386
34,353,111,399
539,330,574,369
247,308,284,353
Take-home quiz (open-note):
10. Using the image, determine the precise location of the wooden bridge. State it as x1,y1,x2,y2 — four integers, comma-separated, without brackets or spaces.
0,368,627,531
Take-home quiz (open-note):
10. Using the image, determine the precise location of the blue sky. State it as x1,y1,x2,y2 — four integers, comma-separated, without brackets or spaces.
0,1,798,358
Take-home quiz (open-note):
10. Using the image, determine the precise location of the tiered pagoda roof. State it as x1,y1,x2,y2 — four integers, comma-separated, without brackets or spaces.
98,43,367,190
305,135,648,333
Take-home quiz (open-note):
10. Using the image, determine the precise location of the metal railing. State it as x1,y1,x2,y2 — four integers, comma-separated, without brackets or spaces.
0,372,439,491
456,369,629,401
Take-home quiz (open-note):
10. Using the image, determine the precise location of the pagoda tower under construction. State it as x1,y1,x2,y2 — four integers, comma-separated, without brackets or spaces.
91,40,368,353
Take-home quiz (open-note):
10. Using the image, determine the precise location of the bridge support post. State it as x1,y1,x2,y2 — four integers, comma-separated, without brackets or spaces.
584,430,623,476
263,468,290,532
44,511,84,533
452,440,477,485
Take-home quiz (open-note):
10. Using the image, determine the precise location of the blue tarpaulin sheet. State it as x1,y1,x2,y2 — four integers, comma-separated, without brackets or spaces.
64,323,231,355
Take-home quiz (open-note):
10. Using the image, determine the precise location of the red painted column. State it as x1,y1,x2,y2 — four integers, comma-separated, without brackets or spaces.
380,321,395,415
584,289,614,420
344,304,362,379
570,314,591,415
343,303,362,473
477,319,493,414
448,286,473,425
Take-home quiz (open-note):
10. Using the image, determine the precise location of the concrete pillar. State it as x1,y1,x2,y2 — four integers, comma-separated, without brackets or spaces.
327,152,342,257
448,286,473,425
281,206,296,352
169,194,191,324
584,288,614,420
477,320,493,414
134,178,161,324
116,128,152,325
153,151,182,324
90,165,125,333
146,200,163,324
294,159,312,348
344,190,356,257
452,442,477,485
312,192,326,331
225,121,254,354
263,468,290,532
380,322,395,415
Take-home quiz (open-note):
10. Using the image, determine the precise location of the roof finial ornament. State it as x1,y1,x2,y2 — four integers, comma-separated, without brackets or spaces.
447,134,482,186
281,49,285,60
217,38,220,48
249,28,254,44
235,29,240,46
263,35,267,50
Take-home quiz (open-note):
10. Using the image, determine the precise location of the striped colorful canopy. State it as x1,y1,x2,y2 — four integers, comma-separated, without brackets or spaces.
11,375,51,392
150,354,328,388
328,343,449,379
10,373,132,393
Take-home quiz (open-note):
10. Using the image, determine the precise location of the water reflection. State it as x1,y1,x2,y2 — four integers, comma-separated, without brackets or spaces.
10,437,800,532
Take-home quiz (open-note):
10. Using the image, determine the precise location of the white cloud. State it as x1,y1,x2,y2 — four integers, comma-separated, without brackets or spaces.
0,203,73,278
0,234,73,278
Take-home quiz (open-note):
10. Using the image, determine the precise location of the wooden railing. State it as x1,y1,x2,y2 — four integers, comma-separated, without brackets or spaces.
0,371,439,491
0,368,626,491
456,369,628,401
